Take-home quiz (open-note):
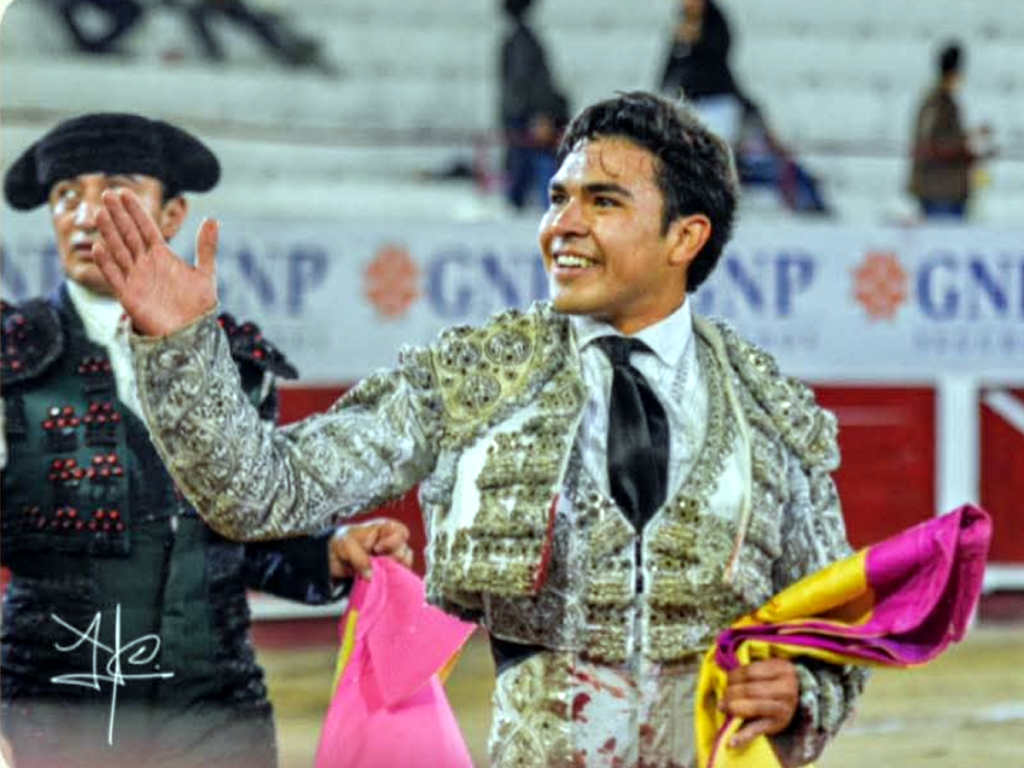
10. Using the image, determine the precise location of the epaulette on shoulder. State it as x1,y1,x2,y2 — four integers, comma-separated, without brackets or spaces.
433,307,529,382
217,312,298,379
433,304,539,368
1,298,64,385
431,302,563,424
709,318,839,472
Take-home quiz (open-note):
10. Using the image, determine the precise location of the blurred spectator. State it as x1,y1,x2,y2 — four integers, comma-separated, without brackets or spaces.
167,0,339,74
659,0,751,145
734,109,830,215
499,0,569,211
908,42,994,220
51,0,145,55
660,0,828,214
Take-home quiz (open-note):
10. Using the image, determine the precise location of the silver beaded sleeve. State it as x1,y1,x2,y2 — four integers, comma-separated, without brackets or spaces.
769,451,869,766
131,312,442,541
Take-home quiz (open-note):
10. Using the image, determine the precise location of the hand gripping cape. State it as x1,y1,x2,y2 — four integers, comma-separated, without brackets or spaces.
315,557,477,768
696,504,992,768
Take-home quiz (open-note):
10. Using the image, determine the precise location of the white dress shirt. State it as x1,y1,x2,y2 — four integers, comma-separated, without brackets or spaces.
571,299,709,510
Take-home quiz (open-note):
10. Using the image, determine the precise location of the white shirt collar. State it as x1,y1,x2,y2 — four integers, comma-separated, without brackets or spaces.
65,280,128,346
571,299,694,369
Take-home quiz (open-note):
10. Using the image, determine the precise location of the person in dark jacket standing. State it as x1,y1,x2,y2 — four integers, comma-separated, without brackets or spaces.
908,42,993,219
660,0,832,214
659,0,750,146
499,0,569,211
0,113,412,768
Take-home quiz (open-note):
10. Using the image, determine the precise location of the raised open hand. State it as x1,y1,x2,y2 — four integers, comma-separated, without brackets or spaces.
94,189,219,336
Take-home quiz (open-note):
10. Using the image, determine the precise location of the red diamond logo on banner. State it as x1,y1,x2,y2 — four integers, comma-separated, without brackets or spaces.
853,252,908,320
364,244,421,319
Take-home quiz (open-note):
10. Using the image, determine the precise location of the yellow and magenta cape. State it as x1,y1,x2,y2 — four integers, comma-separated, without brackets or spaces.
696,504,992,768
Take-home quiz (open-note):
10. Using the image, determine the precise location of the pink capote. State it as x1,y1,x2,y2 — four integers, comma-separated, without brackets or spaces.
314,558,477,768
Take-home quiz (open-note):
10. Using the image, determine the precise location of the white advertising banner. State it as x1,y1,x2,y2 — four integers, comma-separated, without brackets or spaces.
3,212,1023,382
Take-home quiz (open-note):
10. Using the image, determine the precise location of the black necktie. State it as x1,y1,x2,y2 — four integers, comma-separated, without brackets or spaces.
595,336,670,532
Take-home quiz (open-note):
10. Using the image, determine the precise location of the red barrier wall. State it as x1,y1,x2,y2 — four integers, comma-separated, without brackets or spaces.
0,383,1009,600
980,388,1024,563
814,386,937,549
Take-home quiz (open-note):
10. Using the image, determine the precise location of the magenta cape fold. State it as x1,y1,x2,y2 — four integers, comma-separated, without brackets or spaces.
714,504,992,671
315,558,476,768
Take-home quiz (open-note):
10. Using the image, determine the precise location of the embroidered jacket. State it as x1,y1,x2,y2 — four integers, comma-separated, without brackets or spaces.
1,287,335,719
131,301,866,765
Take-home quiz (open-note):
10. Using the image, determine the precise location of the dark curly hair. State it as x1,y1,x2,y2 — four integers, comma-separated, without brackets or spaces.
556,90,739,292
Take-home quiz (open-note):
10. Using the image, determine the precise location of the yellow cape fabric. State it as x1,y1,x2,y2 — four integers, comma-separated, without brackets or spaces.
331,607,361,696
695,550,873,768
330,606,463,696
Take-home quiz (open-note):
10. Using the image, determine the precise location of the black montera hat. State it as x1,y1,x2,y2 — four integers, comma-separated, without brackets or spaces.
4,113,220,210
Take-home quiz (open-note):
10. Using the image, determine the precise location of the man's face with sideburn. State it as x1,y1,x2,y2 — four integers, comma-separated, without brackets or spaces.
538,136,707,335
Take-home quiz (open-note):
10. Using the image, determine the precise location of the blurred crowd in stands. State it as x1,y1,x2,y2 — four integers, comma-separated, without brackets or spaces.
48,0,338,73
41,0,999,221
496,0,997,221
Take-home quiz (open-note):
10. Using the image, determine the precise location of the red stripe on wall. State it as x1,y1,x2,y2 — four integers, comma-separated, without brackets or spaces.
981,388,1024,563
813,386,936,549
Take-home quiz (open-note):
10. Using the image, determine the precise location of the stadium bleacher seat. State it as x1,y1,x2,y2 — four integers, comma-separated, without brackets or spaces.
2,0,1023,225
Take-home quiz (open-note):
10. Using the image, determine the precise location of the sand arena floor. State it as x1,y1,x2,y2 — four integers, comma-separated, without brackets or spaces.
260,622,1024,767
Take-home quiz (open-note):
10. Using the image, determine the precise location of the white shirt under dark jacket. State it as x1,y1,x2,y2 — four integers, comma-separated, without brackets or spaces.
66,280,145,420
